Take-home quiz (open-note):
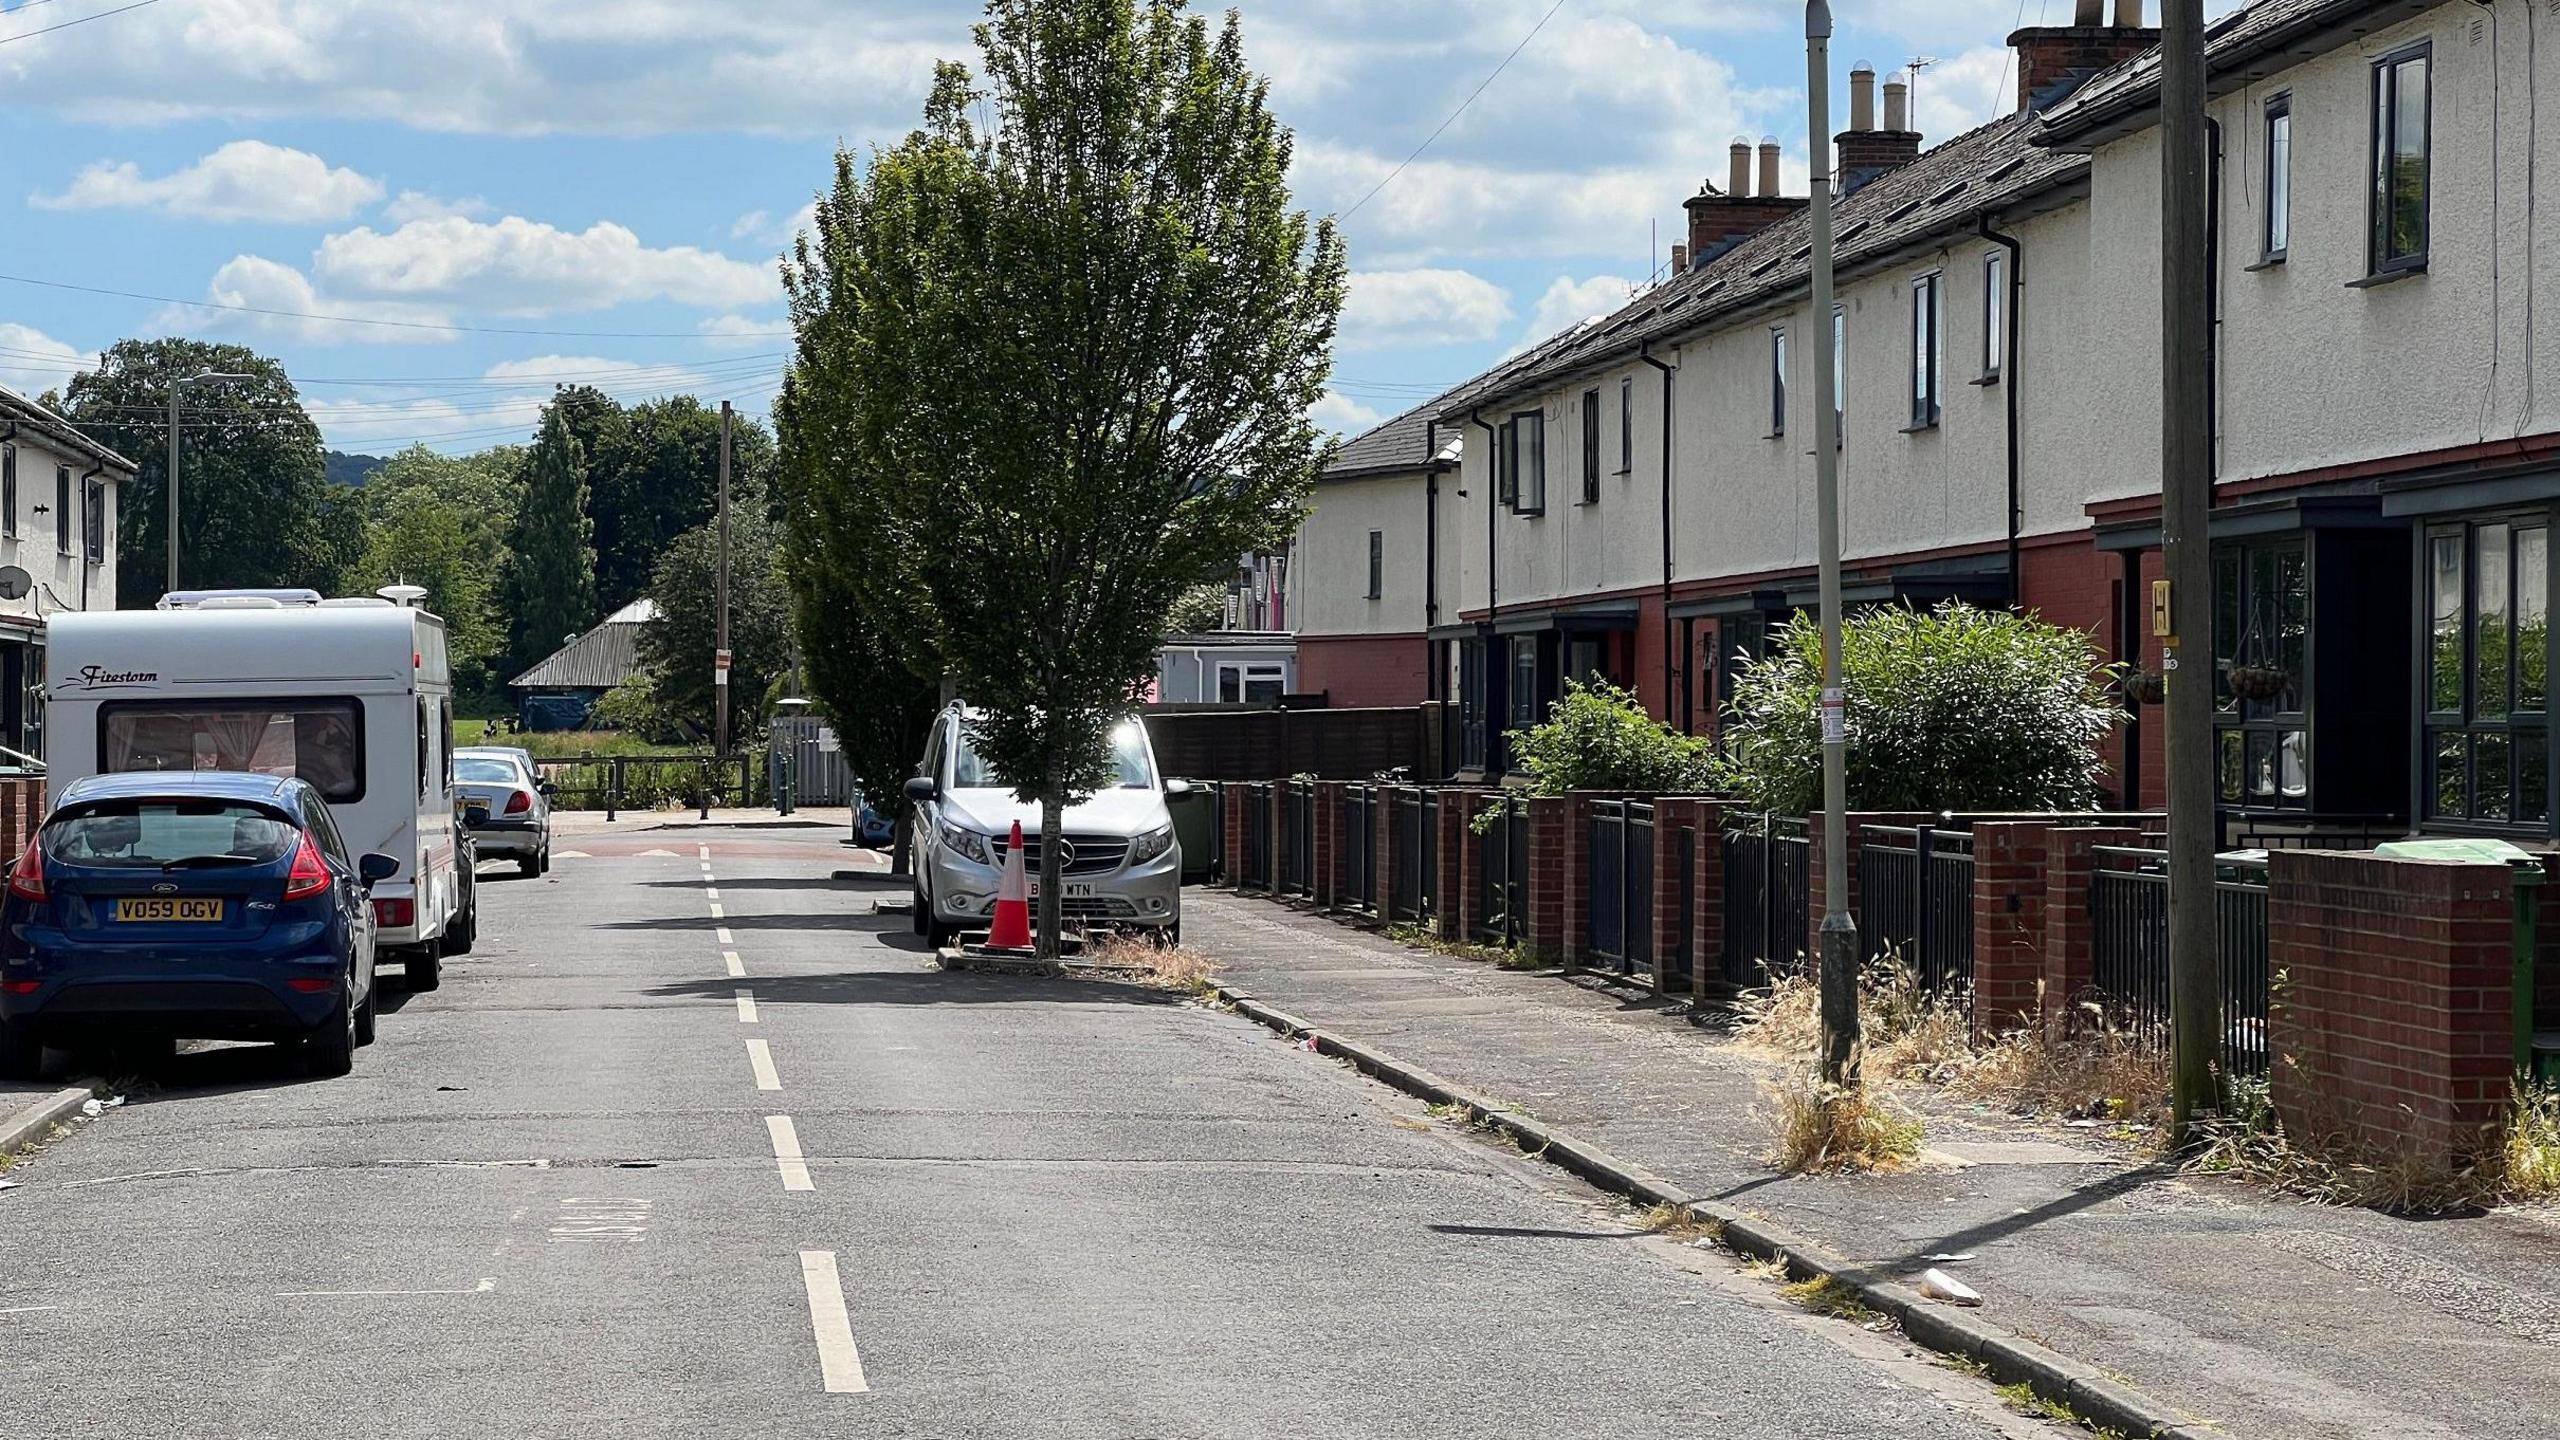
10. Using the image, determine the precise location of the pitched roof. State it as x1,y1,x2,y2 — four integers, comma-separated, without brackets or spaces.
2037,0,2436,147
509,603,657,690
1436,106,2087,419
1324,391,1468,481
0,382,139,476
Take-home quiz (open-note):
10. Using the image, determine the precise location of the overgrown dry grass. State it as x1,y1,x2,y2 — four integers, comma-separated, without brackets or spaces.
1778,1274,1881,1323
1085,936,1219,993
1944,1014,2174,1135
1732,959,1970,1082
1765,1067,1925,1174
2188,1081,2560,1215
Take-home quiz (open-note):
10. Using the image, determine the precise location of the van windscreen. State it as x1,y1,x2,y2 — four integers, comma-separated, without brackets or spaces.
98,699,366,802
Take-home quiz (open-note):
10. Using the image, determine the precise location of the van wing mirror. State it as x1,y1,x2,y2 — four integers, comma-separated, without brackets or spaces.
903,775,939,805
1163,778,1195,797
358,853,400,889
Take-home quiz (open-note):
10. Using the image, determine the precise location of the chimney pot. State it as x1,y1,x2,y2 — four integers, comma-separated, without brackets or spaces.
2009,19,2163,112
2073,0,2104,22
1757,140,1782,199
1883,79,1909,133
1849,66,1877,132
1671,242,1690,275
1727,140,1751,197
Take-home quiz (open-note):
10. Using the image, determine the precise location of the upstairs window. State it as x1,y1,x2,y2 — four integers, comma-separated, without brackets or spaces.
1366,529,1383,599
1831,306,1846,446
2263,94,2293,262
53,467,70,555
84,478,104,563
1981,251,2007,379
1580,388,1601,504
2370,45,2431,276
1507,410,1545,516
1769,328,1789,437
1,445,14,539
1909,272,1944,429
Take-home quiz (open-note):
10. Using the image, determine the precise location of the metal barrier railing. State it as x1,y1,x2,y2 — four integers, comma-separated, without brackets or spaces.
1388,788,1439,925
1720,816,1809,986
1341,784,1379,915
1471,792,1527,947
1239,783,1274,891
1280,780,1316,899
1586,799,1655,977
534,754,759,819
1857,825,1978,994
2089,846,2272,1078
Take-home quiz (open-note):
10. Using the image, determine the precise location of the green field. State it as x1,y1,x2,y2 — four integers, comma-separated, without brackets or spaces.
453,722,693,759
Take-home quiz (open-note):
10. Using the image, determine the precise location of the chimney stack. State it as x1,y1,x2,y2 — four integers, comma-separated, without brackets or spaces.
1727,140,1752,199
2011,4,2160,114
1836,70,1924,196
1671,242,1689,276
1757,139,1782,199
1686,137,1808,267
1849,65,1877,132
1883,78,1909,132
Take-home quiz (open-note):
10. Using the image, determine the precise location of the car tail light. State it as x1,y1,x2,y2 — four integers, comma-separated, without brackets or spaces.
285,978,334,994
283,835,331,902
504,790,533,816
373,897,415,929
3,980,37,995
8,840,44,902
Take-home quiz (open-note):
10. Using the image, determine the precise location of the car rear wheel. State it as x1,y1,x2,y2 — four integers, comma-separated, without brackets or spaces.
446,888,477,955
353,980,378,1046
405,940,443,993
0,1019,43,1082
305,990,357,1078
517,850,542,878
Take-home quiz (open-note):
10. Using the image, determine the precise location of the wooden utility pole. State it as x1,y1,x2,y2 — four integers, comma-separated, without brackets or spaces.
2159,0,2222,1147
715,401,734,761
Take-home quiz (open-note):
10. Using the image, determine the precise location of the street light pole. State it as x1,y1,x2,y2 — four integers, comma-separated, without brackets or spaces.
167,371,252,595
715,400,734,761
1806,0,1859,1085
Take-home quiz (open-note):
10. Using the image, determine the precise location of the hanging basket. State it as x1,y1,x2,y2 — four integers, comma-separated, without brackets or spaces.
2120,670,2167,706
2227,664,2290,703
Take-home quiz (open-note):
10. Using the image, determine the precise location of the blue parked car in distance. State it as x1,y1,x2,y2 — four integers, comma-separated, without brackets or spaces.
0,773,398,1080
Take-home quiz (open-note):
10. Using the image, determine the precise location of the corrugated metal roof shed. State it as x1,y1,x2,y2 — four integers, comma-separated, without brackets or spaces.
509,599,660,690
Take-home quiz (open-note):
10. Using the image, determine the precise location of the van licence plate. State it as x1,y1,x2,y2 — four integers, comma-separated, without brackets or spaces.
1027,881,1094,901
115,898,223,923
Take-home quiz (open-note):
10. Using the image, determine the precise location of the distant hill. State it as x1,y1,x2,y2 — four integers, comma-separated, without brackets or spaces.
325,451,388,487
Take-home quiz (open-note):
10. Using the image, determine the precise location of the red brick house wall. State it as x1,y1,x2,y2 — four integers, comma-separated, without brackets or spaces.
1295,634,1430,709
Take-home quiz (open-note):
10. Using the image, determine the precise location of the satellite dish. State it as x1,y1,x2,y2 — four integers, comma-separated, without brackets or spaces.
0,567,31,601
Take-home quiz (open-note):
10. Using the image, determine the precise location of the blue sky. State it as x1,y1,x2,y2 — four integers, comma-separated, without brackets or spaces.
0,0,2131,454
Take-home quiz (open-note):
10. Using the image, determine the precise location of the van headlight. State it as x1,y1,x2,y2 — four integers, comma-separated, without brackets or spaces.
940,823,992,865
1130,824,1176,864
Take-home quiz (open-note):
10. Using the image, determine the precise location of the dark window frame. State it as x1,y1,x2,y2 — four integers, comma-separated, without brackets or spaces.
1909,271,1944,430
2263,92,2293,263
1580,388,1601,504
83,478,104,564
1365,529,1383,599
2368,42,2432,278
1508,410,1545,517
2211,539,2315,813
0,444,14,539
53,466,70,556
2420,513,2553,830
1616,377,1633,474
1769,328,1788,437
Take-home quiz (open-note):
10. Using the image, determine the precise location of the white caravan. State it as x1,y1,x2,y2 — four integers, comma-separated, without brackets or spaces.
43,590,477,990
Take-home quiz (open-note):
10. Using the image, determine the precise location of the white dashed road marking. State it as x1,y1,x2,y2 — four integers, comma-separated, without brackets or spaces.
710,902,725,919
735,989,758,1022
765,1115,814,1192
706,888,721,901
716,927,734,945
725,951,746,978
746,1039,783,1091
798,1251,869,1394
279,1278,497,1298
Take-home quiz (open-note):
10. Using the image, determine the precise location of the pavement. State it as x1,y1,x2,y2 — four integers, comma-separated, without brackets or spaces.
0,822,2080,1438
1184,889,2560,1440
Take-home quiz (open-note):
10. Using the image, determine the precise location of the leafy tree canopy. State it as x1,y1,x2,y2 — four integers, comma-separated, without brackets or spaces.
589,397,776,613
639,500,793,742
499,404,597,676
60,337,335,603
1715,603,2122,817
339,446,523,698
1508,680,1714,798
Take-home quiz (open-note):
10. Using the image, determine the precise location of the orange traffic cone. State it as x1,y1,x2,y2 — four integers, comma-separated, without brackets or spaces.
986,820,1033,951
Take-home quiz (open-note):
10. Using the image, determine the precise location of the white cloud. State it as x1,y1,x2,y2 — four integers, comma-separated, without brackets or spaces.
731,200,818,251
696,314,786,350
0,324,98,398
314,214,779,314
1902,47,2017,145
1311,390,1386,438
383,190,491,224
32,141,384,224
1516,275,1639,352
162,254,457,345
1339,269,1512,353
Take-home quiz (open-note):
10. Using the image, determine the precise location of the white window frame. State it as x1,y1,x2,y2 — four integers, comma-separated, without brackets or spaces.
1216,661,1289,705
1909,271,1944,430
2263,93,2292,263
1981,250,2007,380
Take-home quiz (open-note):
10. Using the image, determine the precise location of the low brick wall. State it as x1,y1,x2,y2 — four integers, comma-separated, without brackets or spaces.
2269,850,2520,1169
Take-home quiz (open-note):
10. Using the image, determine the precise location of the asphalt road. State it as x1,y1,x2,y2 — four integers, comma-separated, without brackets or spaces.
0,821,2067,1440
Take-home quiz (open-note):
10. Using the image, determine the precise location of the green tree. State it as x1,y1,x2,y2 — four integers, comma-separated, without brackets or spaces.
781,0,1345,955
499,406,598,677
1716,603,2122,817
590,397,777,613
639,502,793,741
1507,680,1714,798
59,338,334,602
341,446,523,699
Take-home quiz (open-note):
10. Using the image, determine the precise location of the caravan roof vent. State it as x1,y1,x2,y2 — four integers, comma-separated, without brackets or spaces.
377,583,429,608
158,588,324,610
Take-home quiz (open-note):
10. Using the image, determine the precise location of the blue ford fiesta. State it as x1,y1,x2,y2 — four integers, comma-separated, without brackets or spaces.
0,773,398,1081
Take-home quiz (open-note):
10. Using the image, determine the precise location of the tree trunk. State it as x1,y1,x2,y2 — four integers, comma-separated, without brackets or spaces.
1036,785,1066,959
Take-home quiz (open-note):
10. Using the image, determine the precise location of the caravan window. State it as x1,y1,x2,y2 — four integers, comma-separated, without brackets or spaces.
99,698,365,802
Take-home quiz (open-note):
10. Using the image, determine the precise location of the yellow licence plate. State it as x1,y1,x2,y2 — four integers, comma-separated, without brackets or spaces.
114,898,224,923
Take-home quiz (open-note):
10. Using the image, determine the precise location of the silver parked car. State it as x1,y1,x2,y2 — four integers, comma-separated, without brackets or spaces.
905,706,1184,946
454,747,554,877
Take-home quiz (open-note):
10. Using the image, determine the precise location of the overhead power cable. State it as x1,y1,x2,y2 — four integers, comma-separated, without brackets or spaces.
1340,0,1570,222
0,0,179,49
0,271,792,341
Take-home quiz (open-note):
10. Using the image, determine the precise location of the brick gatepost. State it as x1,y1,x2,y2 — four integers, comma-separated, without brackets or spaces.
1433,790,1468,941
1804,811,1936,965
2041,826,2145,1037
1524,795,1574,964
1969,821,2052,1038
1220,783,1249,890
1311,781,1344,909
0,777,37,862
1555,794,1601,970
1648,798,1697,997
1689,799,1730,1003
2269,850,2523,1171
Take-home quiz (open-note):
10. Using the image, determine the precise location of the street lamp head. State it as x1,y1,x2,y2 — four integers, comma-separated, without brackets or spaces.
1806,0,1833,39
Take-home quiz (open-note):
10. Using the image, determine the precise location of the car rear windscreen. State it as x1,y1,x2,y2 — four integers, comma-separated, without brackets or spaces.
98,698,365,802
456,758,523,785
45,800,300,868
